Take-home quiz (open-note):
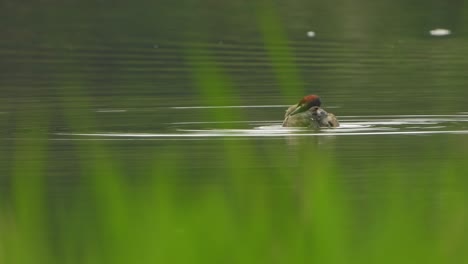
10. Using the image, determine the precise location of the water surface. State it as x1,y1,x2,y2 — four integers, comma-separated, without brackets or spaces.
1,1,468,261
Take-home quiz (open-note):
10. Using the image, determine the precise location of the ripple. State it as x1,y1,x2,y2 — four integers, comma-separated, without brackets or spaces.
171,105,291,109
55,129,468,139
95,109,128,113
54,113,468,140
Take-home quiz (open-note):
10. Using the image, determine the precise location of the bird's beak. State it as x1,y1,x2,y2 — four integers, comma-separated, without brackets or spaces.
289,104,305,116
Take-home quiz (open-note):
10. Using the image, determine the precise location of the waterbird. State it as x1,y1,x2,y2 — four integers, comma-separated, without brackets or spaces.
282,94,339,128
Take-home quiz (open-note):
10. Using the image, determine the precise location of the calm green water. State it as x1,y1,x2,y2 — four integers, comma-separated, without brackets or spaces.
1,0,468,263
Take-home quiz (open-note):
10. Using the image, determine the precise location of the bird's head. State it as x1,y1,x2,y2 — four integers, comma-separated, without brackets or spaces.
289,94,321,116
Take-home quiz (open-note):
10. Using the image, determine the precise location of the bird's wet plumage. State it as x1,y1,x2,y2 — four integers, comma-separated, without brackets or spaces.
311,106,340,128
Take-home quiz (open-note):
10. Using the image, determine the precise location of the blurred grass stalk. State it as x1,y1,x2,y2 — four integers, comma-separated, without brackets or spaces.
257,0,304,98
8,105,50,264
